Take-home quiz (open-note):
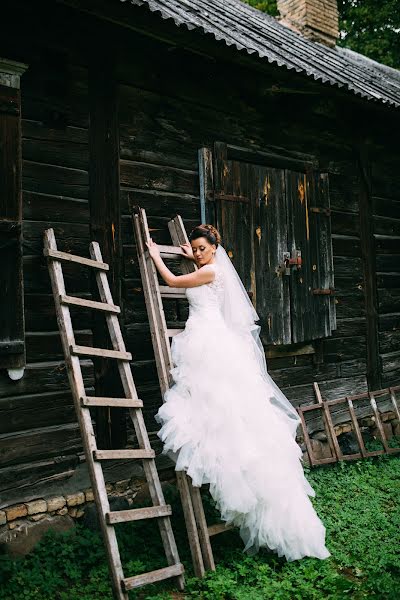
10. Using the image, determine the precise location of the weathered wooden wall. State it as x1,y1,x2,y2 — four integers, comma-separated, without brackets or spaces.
0,3,93,505
116,24,390,437
0,0,399,506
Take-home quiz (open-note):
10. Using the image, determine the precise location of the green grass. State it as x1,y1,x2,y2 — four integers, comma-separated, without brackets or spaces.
0,455,399,599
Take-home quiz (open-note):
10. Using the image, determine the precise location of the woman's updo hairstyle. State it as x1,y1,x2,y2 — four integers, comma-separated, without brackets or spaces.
189,224,221,247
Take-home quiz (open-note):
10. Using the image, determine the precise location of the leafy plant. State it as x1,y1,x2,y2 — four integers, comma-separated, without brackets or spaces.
0,456,399,599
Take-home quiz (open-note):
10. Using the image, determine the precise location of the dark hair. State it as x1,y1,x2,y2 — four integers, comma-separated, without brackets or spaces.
189,224,221,247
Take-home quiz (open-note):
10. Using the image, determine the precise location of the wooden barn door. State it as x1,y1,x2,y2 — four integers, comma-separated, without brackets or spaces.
199,143,335,346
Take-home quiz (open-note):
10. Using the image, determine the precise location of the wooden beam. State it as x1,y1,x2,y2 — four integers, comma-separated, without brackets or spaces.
89,44,123,448
0,61,27,373
358,146,381,389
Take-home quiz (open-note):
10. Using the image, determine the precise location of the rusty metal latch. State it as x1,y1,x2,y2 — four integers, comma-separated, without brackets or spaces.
276,250,302,276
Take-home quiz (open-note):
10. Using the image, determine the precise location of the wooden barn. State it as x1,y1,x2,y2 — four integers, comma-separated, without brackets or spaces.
1,0,400,544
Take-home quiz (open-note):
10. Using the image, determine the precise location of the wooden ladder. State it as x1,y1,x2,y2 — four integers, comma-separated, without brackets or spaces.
132,208,233,578
44,228,184,600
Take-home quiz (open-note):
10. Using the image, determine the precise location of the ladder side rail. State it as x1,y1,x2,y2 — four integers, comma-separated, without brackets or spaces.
134,212,173,393
133,210,206,577
168,216,197,276
169,216,217,571
44,229,128,600
139,209,175,386
90,240,185,590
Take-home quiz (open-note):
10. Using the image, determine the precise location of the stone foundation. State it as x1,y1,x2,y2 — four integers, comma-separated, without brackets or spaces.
0,477,144,556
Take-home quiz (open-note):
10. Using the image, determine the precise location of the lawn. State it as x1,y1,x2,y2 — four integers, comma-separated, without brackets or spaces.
0,455,399,600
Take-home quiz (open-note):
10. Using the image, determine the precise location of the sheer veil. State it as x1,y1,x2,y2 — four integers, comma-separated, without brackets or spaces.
214,246,300,437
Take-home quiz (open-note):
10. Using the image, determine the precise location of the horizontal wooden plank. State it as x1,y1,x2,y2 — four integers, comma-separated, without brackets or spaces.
167,329,184,337
376,254,400,273
331,211,360,236
120,159,198,195
81,396,143,408
208,522,235,537
26,330,92,363
121,214,198,246
122,563,184,591
375,235,400,254
0,390,75,435
70,345,132,361
333,256,362,279
373,196,400,220
332,234,361,257
93,449,155,460
22,119,88,144
0,423,82,467
158,244,184,256
22,136,89,171
23,160,88,199
44,248,108,270
377,273,400,289
0,340,24,355
159,286,186,298
25,293,92,331
379,330,400,354
60,294,120,314
378,288,400,314
0,454,79,505
25,221,90,257
380,351,400,373
283,375,368,409
374,216,400,237
24,256,90,295
106,504,172,525
120,188,199,219
0,360,94,399
379,313,400,332
23,191,89,224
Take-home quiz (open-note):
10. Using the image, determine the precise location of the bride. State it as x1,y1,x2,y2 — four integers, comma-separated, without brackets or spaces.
146,224,330,561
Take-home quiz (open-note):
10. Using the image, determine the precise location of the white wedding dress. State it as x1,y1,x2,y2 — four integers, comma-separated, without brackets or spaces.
156,254,330,562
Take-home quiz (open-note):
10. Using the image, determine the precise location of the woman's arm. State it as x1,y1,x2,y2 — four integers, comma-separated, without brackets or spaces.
146,239,215,288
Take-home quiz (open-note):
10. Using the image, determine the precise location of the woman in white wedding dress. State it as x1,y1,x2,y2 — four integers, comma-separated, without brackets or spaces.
146,224,330,562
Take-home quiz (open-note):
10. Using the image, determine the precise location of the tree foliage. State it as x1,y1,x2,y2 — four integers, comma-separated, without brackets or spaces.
242,0,279,16
242,0,400,68
338,0,400,68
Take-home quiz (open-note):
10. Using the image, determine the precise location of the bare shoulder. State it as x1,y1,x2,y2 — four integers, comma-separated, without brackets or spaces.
198,264,216,279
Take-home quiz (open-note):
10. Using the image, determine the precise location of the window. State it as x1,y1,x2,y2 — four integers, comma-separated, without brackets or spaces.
199,142,336,345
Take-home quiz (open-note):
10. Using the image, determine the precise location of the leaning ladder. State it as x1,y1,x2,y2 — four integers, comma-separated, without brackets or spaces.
132,208,232,578
44,228,184,600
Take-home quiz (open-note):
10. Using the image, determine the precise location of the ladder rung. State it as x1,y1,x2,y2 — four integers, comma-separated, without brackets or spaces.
93,449,155,460
159,286,187,299
106,504,172,525
122,563,185,591
60,294,120,314
167,328,184,337
70,344,132,361
44,248,109,270
208,522,235,537
81,396,143,408
158,245,185,259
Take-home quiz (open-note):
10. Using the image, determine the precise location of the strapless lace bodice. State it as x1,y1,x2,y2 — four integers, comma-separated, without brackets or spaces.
185,264,224,320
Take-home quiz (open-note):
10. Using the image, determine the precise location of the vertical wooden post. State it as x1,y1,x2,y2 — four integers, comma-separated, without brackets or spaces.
89,46,123,448
0,58,28,378
358,144,381,390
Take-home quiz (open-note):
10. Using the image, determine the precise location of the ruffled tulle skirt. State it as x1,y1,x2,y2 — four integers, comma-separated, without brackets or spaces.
156,312,330,561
